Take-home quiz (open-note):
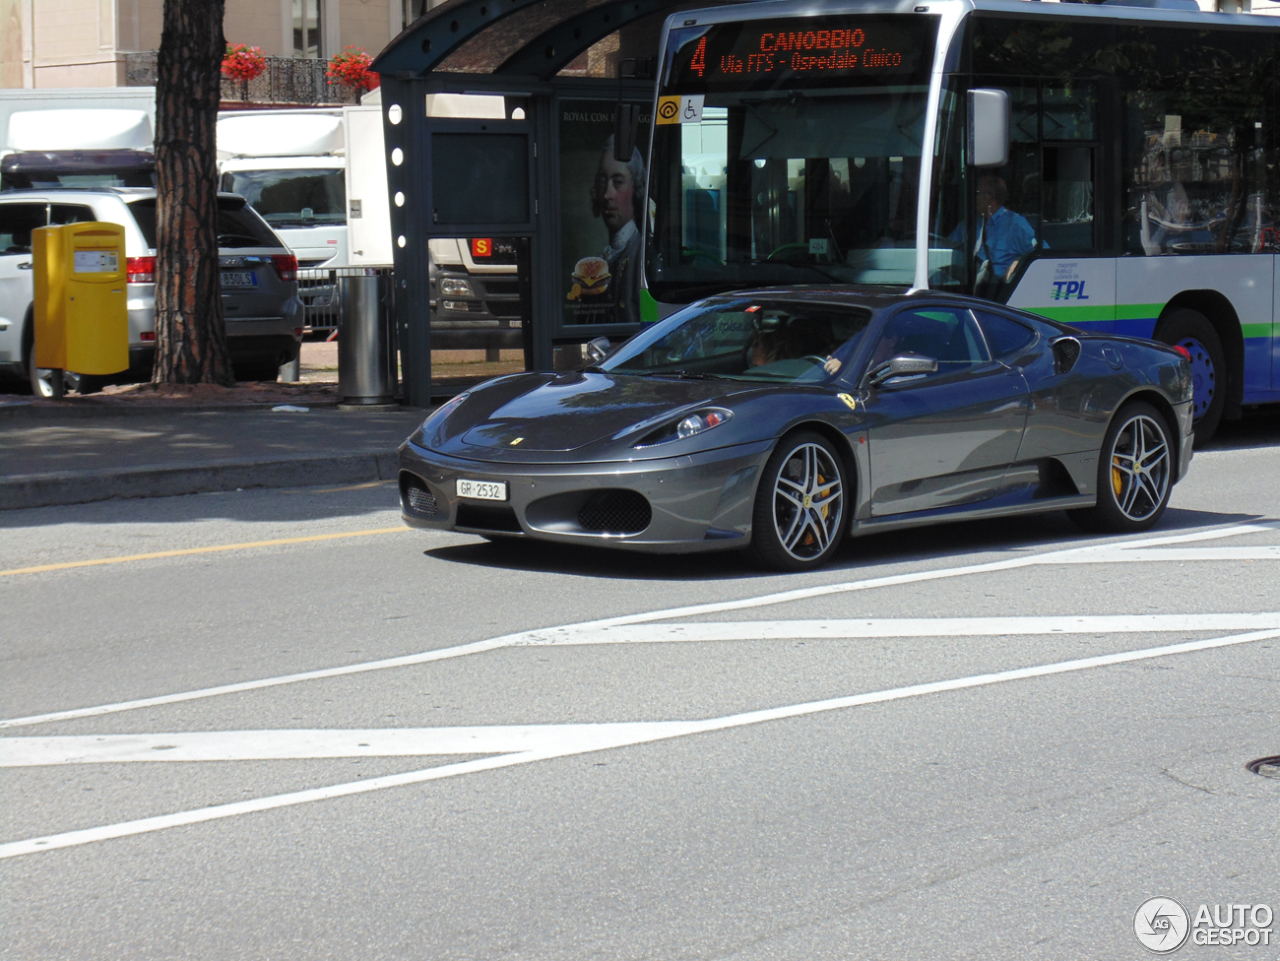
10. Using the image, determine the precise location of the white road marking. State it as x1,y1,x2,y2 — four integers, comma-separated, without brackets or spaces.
515,613,1280,646
3,625,1277,860
1059,547,1280,563
0,723,705,766
3,521,1277,731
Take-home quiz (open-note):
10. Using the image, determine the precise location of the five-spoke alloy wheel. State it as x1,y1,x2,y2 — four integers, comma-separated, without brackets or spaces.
1070,400,1174,533
749,431,848,571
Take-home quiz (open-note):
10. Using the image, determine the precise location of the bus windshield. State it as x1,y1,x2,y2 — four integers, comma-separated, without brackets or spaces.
647,14,938,301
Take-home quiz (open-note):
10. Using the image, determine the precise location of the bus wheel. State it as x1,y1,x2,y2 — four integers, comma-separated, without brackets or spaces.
1154,308,1225,447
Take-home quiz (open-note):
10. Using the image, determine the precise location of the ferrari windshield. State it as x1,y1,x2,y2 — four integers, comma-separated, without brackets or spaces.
601,298,873,384
647,14,939,300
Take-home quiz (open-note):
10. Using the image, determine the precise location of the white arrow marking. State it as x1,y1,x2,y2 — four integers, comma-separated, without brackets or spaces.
2,626,1278,860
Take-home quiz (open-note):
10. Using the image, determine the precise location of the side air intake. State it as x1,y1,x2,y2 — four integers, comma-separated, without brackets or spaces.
578,490,652,534
400,473,440,518
1052,336,1082,375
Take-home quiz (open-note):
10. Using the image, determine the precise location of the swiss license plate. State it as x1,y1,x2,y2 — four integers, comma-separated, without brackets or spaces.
457,478,506,501
221,271,257,287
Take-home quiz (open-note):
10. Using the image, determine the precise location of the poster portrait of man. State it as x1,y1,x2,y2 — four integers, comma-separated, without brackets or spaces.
560,101,650,326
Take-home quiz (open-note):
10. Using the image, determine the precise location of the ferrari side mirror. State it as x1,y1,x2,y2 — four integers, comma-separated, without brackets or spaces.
868,353,938,386
586,337,612,365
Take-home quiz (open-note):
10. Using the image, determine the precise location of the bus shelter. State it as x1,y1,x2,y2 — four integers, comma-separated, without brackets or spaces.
373,0,740,406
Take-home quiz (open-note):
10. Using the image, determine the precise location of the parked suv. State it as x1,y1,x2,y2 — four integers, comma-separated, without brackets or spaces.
0,187,301,394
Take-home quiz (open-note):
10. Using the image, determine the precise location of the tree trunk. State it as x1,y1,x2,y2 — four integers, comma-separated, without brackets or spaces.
152,0,234,385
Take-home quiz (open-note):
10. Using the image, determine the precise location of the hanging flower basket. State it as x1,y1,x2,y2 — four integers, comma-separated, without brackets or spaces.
326,47,380,93
222,43,267,83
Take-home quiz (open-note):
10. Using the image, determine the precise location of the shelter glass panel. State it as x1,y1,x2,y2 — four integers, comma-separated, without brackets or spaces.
431,133,530,225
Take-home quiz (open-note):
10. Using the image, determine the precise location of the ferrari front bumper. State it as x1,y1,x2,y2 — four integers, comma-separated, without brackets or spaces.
398,438,774,553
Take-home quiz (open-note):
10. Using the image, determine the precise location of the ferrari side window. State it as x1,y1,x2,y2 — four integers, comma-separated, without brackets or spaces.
871,308,990,378
973,310,1036,359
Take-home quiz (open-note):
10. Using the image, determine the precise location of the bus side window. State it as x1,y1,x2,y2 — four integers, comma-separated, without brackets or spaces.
1122,26,1274,256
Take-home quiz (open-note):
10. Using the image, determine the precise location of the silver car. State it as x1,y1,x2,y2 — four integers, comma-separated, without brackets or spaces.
0,187,302,395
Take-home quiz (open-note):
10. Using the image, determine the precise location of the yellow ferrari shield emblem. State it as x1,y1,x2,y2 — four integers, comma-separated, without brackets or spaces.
837,393,857,411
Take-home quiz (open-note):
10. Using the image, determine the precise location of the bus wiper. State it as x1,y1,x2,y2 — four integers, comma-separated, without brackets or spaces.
752,260,843,284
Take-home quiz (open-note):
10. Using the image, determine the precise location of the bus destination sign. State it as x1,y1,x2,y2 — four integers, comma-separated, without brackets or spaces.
667,16,935,91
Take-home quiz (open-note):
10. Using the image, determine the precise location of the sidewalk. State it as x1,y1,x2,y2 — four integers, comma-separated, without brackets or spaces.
0,340,531,511
0,397,428,510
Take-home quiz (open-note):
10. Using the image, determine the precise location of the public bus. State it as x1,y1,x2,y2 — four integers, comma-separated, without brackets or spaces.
643,0,1280,442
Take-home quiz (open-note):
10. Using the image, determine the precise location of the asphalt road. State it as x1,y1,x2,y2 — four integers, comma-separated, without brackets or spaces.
2,413,1279,960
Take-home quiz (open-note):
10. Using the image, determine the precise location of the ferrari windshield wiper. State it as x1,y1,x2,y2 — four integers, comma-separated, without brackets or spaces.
641,370,727,380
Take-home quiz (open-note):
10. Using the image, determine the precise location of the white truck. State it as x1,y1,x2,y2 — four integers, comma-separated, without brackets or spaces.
1,101,156,192
215,95,521,347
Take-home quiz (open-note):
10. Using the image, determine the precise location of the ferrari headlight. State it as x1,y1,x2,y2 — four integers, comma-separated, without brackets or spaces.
636,407,733,447
677,409,732,439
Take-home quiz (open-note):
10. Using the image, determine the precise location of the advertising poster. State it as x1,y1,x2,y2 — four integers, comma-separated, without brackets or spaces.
559,99,651,326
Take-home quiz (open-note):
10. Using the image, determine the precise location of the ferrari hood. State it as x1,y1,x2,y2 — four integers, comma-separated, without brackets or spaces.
444,371,749,454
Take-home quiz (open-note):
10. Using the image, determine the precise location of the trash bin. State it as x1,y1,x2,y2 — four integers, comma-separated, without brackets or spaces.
337,270,396,406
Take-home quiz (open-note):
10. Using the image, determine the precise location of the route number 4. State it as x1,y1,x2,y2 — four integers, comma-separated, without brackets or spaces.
691,36,707,77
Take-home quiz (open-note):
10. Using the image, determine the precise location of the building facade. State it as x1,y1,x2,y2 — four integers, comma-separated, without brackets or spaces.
2,0,440,89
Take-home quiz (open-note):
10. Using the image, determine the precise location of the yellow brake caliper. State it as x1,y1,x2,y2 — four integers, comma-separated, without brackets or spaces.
1112,457,1123,497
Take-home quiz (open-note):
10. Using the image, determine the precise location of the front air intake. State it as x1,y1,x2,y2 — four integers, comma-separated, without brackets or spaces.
578,490,652,534
1052,336,1082,375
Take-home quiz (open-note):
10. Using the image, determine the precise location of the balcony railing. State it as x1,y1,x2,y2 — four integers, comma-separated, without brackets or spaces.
124,52,360,106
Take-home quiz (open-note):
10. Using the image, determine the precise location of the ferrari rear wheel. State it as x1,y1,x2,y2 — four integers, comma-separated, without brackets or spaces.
1069,400,1173,533
748,431,848,571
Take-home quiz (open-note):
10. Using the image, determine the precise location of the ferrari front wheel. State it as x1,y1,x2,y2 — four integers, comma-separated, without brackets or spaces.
748,431,848,571
1069,400,1173,534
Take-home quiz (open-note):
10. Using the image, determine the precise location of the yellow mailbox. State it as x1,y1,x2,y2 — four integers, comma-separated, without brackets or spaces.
33,222,128,376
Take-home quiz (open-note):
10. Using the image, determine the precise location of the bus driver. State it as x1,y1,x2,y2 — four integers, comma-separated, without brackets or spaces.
949,174,1039,287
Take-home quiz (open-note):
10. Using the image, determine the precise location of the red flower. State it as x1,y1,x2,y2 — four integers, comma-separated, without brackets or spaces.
222,43,267,82
326,47,380,91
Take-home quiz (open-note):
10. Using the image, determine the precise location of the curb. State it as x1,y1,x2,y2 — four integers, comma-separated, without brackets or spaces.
0,451,401,511
0,401,348,421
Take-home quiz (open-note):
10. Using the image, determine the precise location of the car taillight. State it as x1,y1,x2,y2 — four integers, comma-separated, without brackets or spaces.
1173,345,1191,361
271,254,298,281
126,256,155,284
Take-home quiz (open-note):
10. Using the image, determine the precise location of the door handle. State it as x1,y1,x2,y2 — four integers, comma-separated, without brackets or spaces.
17,261,33,270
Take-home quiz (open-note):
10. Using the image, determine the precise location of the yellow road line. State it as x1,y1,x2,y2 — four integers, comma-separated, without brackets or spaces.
0,527,410,578
283,480,396,494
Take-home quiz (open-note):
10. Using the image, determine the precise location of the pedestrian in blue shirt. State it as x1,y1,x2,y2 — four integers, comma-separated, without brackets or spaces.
949,175,1040,288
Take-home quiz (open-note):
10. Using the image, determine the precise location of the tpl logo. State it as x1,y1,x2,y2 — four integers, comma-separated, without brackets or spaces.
1051,280,1090,300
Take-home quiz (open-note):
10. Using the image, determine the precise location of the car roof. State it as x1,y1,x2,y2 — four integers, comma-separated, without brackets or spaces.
702,286,988,311
699,286,1078,332
1,187,248,203
0,186,154,201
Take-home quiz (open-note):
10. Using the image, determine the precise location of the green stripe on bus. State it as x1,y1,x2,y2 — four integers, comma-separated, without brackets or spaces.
1242,323,1272,339
1115,303,1164,321
1025,305,1116,323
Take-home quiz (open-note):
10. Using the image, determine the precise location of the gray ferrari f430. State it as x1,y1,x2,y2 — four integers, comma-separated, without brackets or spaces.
399,289,1194,571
